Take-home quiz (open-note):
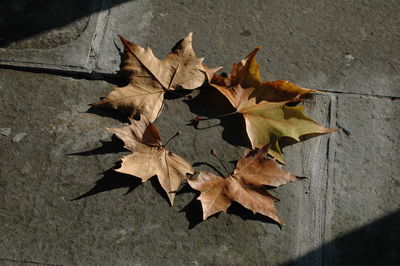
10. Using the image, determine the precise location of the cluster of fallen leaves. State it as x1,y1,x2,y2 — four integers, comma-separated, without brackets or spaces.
90,33,334,225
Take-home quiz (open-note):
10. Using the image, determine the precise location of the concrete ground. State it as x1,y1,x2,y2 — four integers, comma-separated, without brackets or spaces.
0,0,399,265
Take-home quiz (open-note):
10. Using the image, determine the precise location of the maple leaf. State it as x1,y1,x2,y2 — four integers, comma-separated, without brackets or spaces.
91,33,217,122
107,116,194,204
188,145,301,224
208,47,335,163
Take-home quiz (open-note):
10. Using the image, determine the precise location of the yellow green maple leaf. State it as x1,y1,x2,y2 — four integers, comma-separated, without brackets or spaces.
209,47,335,163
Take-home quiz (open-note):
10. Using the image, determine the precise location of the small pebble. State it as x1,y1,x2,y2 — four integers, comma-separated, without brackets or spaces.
1,128,11,136
12,133,27,143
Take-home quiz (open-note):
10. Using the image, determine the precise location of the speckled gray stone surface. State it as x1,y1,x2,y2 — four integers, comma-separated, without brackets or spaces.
0,68,332,265
0,1,399,265
95,0,400,98
0,0,107,71
322,95,400,266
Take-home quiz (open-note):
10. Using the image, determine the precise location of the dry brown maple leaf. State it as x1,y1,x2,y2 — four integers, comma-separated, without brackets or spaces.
188,145,302,224
107,116,194,204
208,47,335,163
91,33,218,122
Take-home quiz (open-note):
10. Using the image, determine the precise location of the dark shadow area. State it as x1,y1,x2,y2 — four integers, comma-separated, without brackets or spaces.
70,134,174,205
71,161,173,206
72,165,142,200
283,210,400,266
184,85,235,121
279,136,300,149
228,159,239,166
185,86,330,154
179,194,206,229
178,182,281,229
86,105,130,123
0,64,124,84
0,0,133,48
192,162,226,177
227,202,282,227
69,132,140,200
164,89,193,100
69,135,127,156
278,131,335,155
149,176,172,206
177,180,221,229
184,86,252,148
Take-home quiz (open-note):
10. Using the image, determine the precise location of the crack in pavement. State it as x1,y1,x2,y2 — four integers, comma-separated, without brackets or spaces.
0,64,399,100
0,258,64,266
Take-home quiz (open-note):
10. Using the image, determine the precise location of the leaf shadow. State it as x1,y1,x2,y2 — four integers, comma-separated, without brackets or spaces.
179,193,206,229
149,176,173,206
179,190,281,229
164,89,193,100
69,135,176,205
178,182,281,229
72,164,142,201
184,85,252,148
68,135,127,156
86,105,129,123
185,86,326,154
68,133,137,201
227,202,282,228
192,162,225,177
0,0,133,48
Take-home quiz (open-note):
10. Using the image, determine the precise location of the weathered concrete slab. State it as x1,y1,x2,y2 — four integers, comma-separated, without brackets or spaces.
286,94,400,265
0,0,108,72
1,1,399,265
95,0,400,98
0,69,332,265
322,95,400,265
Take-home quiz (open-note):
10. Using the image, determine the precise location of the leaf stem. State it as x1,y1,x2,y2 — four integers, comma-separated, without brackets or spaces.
211,150,230,175
163,130,181,148
196,111,238,121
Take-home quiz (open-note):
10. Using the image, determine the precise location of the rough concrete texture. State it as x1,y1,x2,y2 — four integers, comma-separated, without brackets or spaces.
0,68,332,265
1,1,91,50
95,0,400,97
0,0,399,265
0,0,107,71
323,95,400,265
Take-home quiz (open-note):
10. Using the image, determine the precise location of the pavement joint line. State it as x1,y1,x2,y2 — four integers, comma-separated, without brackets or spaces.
0,258,64,266
320,89,400,100
321,94,338,264
300,93,335,264
0,64,119,83
0,62,89,73
0,64,398,100
86,0,111,72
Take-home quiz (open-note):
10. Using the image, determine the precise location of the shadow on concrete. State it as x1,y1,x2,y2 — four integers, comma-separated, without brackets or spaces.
69,132,139,200
184,85,252,148
0,0,133,48
72,165,142,200
283,210,400,266
179,192,206,229
178,182,281,229
164,89,193,100
69,135,127,156
86,106,130,123
72,161,174,206
149,177,173,206
69,134,174,205
184,85,331,155
192,162,225,177
228,202,282,227
177,185,224,229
